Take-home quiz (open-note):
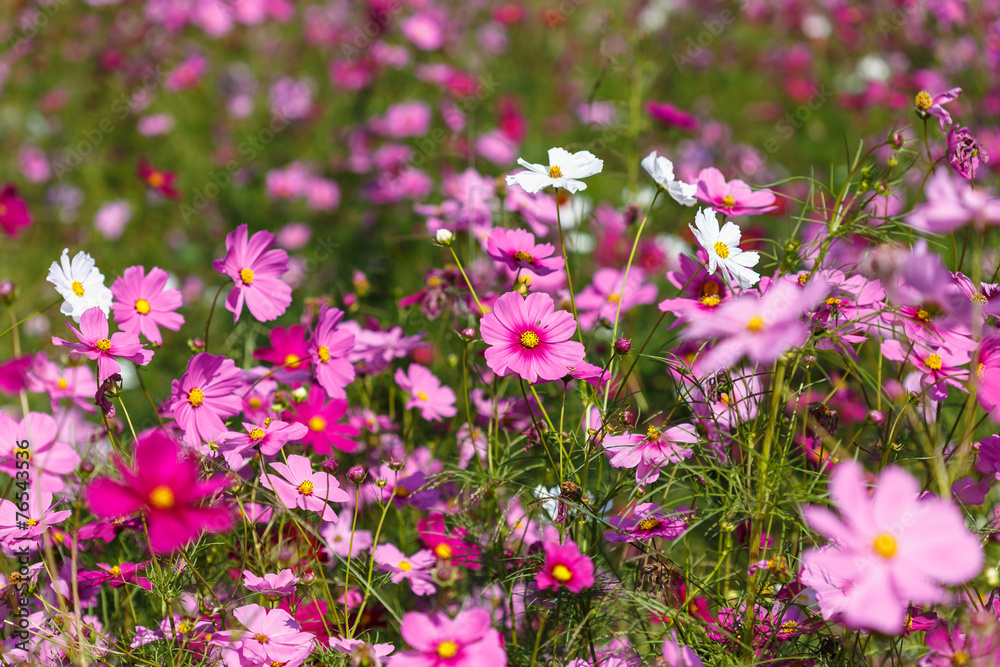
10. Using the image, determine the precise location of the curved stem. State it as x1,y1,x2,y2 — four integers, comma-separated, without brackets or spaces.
203,284,228,353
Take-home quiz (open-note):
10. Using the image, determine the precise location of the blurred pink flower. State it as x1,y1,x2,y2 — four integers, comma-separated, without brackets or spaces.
137,113,174,136
93,200,132,240
0,185,32,238
165,54,207,91
374,543,437,595
392,608,505,666
485,227,564,276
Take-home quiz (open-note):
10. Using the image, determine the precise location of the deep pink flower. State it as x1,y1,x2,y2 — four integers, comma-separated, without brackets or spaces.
86,431,234,554
212,224,293,323
799,461,983,634
165,353,244,446
536,539,595,594
96,562,152,591
260,454,349,522
216,604,314,667
576,267,658,330
394,364,457,422
485,227,564,276
137,158,181,200
695,167,778,216
602,423,698,485
646,101,699,132
480,291,585,384
309,306,356,399
947,126,990,181
417,512,481,570
604,503,693,543
373,544,437,595
110,265,185,345
253,324,311,383
392,608,505,666
287,385,360,454
0,184,32,237
52,306,154,383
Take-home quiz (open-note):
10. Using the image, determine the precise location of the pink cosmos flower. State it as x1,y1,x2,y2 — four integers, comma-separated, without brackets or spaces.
216,605,314,667
417,512,481,570
646,101,699,132
321,511,373,558
907,169,1000,234
212,224,293,324
0,412,80,495
576,267,658,330
394,364,457,422
695,167,778,216
536,539,595,594
604,503,693,543
947,126,990,181
242,569,299,597
799,461,983,634
309,306,356,399
662,631,704,667
480,291,586,384
373,544,437,596
86,431,234,554
0,490,71,551
881,339,970,401
916,87,962,132
253,324,312,384
602,423,698,485
391,608,505,667
401,14,445,51
164,54,206,91
260,454,349,521
215,419,308,469
110,265,185,345
0,184,32,238
52,306,154,383
165,353,244,446
485,227,565,276
331,637,395,666
287,385,360,454
96,562,152,591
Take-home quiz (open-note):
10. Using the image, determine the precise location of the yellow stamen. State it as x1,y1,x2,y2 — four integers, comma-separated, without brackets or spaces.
435,543,453,559
249,428,265,440
549,165,563,178
437,641,458,658
701,296,720,307
552,564,573,582
317,346,330,363
26,518,38,527
148,485,175,509
283,354,301,369
953,651,969,666
797,272,810,285
520,331,540,348
249,397,262,409
722,194,736,209
71,281,85,297
147,172,165,188
308,416,326,432
916,309,931,322
747,315,764,332
135,298,151,314
972,293,988,305
188,388,204,407
417,391,429,401
109,565,122,577
398,561,412,571
514,250,534,263
240,268,255,285
826,297,841,306
638,517,660,530
95,338,112,352
925,354,943,370
873,534,897,558
255,634,270,644
977,363,986,379
57,377,68,389
607,293,620,303
914,91,933,112
297,480,314,496
713,241,730,259
646,424,660,440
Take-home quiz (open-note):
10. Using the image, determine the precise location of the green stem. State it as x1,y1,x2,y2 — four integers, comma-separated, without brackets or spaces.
448,245,484,314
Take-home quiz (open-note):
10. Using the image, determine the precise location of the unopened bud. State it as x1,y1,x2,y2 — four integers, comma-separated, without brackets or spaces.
387,458,405,471
889,131,904,149
886,153,898,168
868,409,885,426
620,405,638,428
459,327,477,341
0,280,15,304
347,466,367,484
435,229,454,246
321,458,339,473
614,337,631,355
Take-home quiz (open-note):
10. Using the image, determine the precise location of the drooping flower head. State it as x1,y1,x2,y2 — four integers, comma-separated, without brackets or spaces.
506,147,604,194
46,249,114,322
641,151,697,206
212,223,293,323
947,126,990,181
110,266,185,346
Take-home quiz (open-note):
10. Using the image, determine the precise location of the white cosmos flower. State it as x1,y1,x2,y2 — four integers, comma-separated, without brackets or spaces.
641,151,697,206
46,248,113,322
689,208,761,289
506,147,604,194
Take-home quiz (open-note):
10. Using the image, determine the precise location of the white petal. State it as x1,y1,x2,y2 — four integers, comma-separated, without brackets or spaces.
718,221,743,247
559,178,589,194
547,147,575,168
508,172,554,194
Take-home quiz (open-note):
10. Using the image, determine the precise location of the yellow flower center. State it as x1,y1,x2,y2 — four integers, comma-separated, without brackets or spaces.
249,428,265,440
176,621,192,634
701,295,721,307
520,331,540,349
240,268,255,285
398,561,412,572
135,298,151,314
638,517,660,530
71,281,85,297
916,309,931,322
110,566,122,577
972,293,988,305
255,634,270,644
417,391,429,401
713,241,730,259
514,250,534,263
147,171,165,188
57,377,68,389
297,480,314,496
437,640,458,658
317,346,330,363
914,90,933,111
188,387,204,407
284,354,302,369
95,339,112,352
977,363,986,379
925,354,943,370
873,534,897,558
148,485,175,509
722,194,736,209
26,518,38,526
607,293,620,303
646,424,660,440
780,620,799,632
552,564,573,582
249,397,262,409
549,165,563,178
826,297,842,306
435,543,453,559
797,272,810,285
308,416,326,432
747,315,764,332
953,651,970,666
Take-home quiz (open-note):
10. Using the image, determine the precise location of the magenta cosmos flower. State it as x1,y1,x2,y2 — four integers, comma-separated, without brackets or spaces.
52,306,153,383
915,87,961,132
485,227,565,276
799,461,983,635
695,167,778,216
165,353,243,446
536,539,595,594
309,306,356,399
212,223,293,323
602,423,698,485
395,363,457,422
0,184,32,238
480,291,585,384
391,608,506,667
110,265,185,345
216,604,314,667
575,267,658,330
604,503,692,543
260,454,349,522
86,431,234,554
287,385,360,454
216,419,308,470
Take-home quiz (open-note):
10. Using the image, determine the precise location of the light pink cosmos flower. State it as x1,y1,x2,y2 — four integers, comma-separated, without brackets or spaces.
308,306,356,400
373,544,437,596
164,54,207,91
536,539,595,594
0,490,71,553
26,353,98,412
212,224,293,324
321,511,373,559
401,14,445,51
394,364,457,422
215,419,308,470
799,461,983,635
330,637,394,666
216,605,314,667
242,569,299,597
906,168,1000,234
575,267,658,330
485,227,565,276
662,630,704,667
916,87,962,132
110,265,185,345
480,291,586,384
881,339,970,401
604,503,693,543
52,306,154,383
695,167,778,216
0,412,80,495
260,454,349,522
391,608,505,666
602,423,698,485
165,353,244,447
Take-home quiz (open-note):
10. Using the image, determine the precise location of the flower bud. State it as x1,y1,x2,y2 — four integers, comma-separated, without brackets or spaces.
0,280,15,304
889,131,904,149
620,405,638,428
435,229,454,246
346,466,367,484
374,478,387,488
459,327,477,341
387,458,405,471
321,458,339,473
614,337,631,355
189,338,206,353
886,153,898,168
868,409,885,426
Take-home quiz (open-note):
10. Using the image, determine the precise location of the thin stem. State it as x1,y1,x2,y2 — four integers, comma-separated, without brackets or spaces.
448,246,484,314
203,284,228,353
555,197,583,343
